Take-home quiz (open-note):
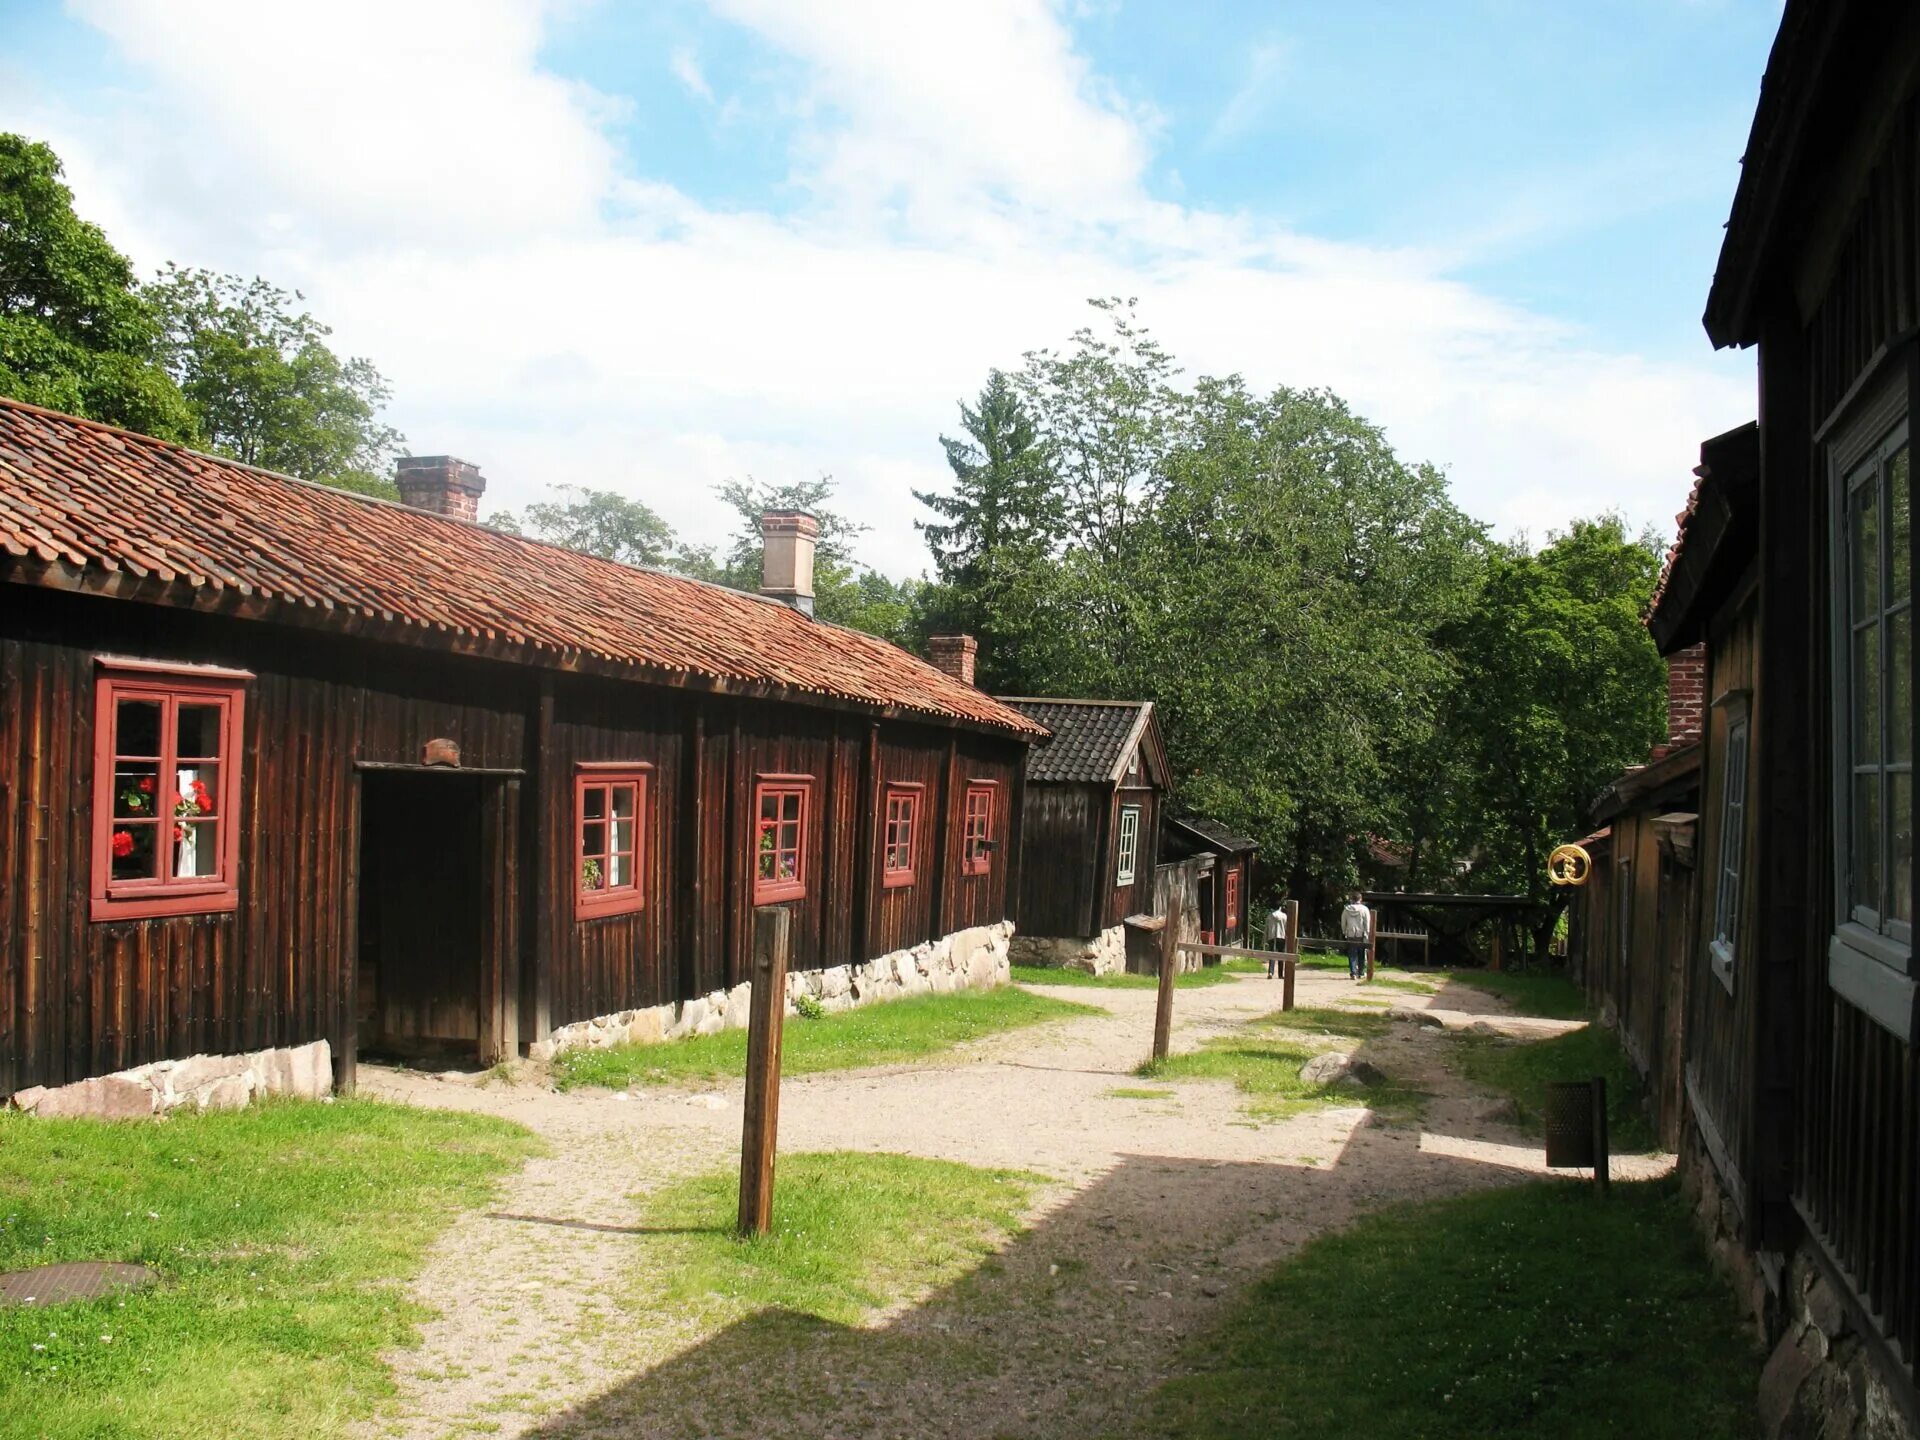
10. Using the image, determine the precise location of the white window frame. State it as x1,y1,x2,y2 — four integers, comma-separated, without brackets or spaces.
1825,369,1917,1042
1116,804,1140,887
1708,695,1751,991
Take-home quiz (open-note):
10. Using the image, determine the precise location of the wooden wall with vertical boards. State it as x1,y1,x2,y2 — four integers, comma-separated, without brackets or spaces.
0,584,1029,1100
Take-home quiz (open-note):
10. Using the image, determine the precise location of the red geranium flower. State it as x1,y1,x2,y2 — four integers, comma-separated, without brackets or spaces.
112,830,135,859
137,776,155,794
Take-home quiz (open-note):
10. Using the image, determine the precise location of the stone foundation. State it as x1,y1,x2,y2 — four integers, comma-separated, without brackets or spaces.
1681,1118,1916,1440
9,1040,333,1119
1008,924,1126,976
539,920,1014,1059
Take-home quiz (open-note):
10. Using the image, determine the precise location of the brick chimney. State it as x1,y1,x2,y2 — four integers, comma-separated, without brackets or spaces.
395,456,486,520
928,635,978,687
1666,643,1706,745
760,510,819,616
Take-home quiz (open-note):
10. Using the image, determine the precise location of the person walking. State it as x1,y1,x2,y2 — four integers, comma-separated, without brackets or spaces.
1264,901,1289,978
1340,891,1372,981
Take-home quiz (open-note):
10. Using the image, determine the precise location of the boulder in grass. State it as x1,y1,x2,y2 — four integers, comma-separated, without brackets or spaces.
1300,1052,1386,1089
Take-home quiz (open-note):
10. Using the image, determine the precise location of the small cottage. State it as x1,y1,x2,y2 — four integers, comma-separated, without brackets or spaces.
0,399,1045,1105
1163,816,1259,947
996,698,1170,974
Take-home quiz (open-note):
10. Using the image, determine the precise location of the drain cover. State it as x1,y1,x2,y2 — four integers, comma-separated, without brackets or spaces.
0,1262,157,1307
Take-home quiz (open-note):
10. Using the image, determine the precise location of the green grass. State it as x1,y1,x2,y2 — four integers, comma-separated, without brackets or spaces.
1451,1022,1657,1153
1133,1177,1760,1439
1137,1007,1417,1120
0,1100,536,1440
1440,967,1589,1020
634,1152,1037,1327
554,987,1097,1091
1010,963,1244,989
1106,1087,1178,1101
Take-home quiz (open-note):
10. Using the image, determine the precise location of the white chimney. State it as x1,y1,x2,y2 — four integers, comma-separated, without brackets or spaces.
760,510,819,616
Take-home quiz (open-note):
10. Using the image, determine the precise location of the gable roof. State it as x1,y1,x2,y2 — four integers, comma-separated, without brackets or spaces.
1166,815,1257,855
0,398,1043,737
1646,422,1759,654
996,698,1167,785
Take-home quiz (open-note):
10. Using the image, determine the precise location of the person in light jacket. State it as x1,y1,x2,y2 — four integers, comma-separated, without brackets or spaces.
1264,902,1289,978
1340,892,1372,981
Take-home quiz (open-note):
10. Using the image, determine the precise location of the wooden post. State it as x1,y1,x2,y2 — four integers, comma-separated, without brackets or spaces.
1591,1076,1611,1194
1283,899,1300,1013
1366,920,1377,982
1152,915,1177,1063
738,905,792,1237
1490,922,1504,972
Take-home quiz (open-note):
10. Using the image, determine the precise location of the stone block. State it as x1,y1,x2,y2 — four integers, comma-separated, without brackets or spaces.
627,1010,665,1046
34,1076,154,1121
1757,1327,1819,1439
1804,1274,1852,1342
10,1086,47,1113
198,1074,254,1112
171,1053,248,1095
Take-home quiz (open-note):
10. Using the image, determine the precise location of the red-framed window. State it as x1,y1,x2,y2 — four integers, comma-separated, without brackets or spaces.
91,662,248,922
575,764,650,919
755,775,811,903
1225,867,1241,931
962,781,996,875
882,782,922,888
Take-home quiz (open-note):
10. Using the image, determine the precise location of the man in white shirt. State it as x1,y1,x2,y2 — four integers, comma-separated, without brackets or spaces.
1340,892,1372,981
1265,902,1289,977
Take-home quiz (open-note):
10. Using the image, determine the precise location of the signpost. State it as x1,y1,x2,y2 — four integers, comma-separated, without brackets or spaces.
737,905,792,1236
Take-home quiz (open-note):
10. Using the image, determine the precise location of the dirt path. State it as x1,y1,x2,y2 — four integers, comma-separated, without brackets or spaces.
357,969,1667,1440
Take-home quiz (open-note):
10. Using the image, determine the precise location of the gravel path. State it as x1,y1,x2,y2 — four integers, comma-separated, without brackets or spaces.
356,968,1668,1440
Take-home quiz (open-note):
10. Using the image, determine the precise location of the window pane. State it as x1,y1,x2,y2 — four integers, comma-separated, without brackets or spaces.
1892,443,1911,602
175,820,220,879
1893,608,1913,766
584,786,607,821
1854,473,1881,621
759,791,779,825
176,762,219,818
111,821,158,881
176,703,223,759
1891,770,1913,927
611,785,635,820
1854,772,1883,915
782,791,802,824
611,819,634,858
582,820,606,859
113,762,161,818
606,849,629,888
115,698,161,758
1856,622,1882,762
582,858,606,890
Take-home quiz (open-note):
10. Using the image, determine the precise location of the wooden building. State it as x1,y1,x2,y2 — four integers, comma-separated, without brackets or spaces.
1163,816,1258,947
1568,639,1709,1150
0,400,1044,1101
1616,5,1920,1428
996,699,1170,974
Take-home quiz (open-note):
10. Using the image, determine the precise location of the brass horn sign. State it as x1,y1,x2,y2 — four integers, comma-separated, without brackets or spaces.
1547,843,1592,887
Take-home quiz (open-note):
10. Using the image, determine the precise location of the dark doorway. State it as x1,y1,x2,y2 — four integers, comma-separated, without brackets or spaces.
356,771,488,1064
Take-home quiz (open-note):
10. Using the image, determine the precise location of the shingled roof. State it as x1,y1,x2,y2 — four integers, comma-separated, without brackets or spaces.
1167,815,1257,854
997,698,1164,784
0,398,1043,737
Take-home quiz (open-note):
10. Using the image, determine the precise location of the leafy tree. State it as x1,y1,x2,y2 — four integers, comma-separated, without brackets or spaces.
0,134,196,440
1422,516,1668,959
145,266,403,497
489,485,678,568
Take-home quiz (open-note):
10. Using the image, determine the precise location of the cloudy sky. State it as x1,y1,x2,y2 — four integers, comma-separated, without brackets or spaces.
3,0,1779,575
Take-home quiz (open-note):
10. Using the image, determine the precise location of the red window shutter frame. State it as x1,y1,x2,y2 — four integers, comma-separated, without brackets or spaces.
882,782,923,889
574,763,651,920
753,775,812,903
90,665,247,922
961,780,997,876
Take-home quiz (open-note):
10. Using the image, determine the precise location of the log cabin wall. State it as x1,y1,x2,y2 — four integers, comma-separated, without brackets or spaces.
1103,785,1161,928
1770,78,1920,1376
1015,784,1103,939
0,585,1030,1100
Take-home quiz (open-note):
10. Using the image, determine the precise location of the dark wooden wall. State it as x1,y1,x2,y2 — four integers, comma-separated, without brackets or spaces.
0,585,1027,1099
1103,784,1162,928
1016,784,1102,938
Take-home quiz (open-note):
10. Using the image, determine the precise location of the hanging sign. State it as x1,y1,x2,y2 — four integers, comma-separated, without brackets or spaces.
1547,843,1591,887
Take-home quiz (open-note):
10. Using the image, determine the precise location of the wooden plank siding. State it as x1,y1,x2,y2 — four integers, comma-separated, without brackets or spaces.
1104,785,1162,929
0,584,1028,1098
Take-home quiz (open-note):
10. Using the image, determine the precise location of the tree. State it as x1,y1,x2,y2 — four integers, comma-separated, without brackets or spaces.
1422,516,1668,959
490,485,678,568
0,134,196,440
145,266,403,497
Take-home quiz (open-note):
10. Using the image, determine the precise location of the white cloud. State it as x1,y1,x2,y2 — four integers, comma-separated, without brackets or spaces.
1205,37,1288,149
669,45,715,105
6,0,1752,580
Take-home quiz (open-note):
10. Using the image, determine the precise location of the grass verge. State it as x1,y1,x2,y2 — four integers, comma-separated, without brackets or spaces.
1010,963,1244,990
0,1100,536,1440
1450,1021,1657,1153
634,1151,1038,1327
1136,1006,1418,1120
1440,968,1588,1019
1133,1177,1760,1440
554,986,1096,1091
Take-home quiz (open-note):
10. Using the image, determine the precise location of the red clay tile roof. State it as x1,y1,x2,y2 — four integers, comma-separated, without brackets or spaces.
1646,467,1706,625
0,398,1044,737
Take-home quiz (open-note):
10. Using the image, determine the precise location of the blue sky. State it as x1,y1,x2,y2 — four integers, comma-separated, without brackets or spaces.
0,0,1779,571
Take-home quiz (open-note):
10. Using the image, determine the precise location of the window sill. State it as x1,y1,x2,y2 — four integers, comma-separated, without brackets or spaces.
577,890,646,922
882,871,914,890
755,881,805,905
1709,939,1735,995
93,888,238,923
1828,932,1917,1044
